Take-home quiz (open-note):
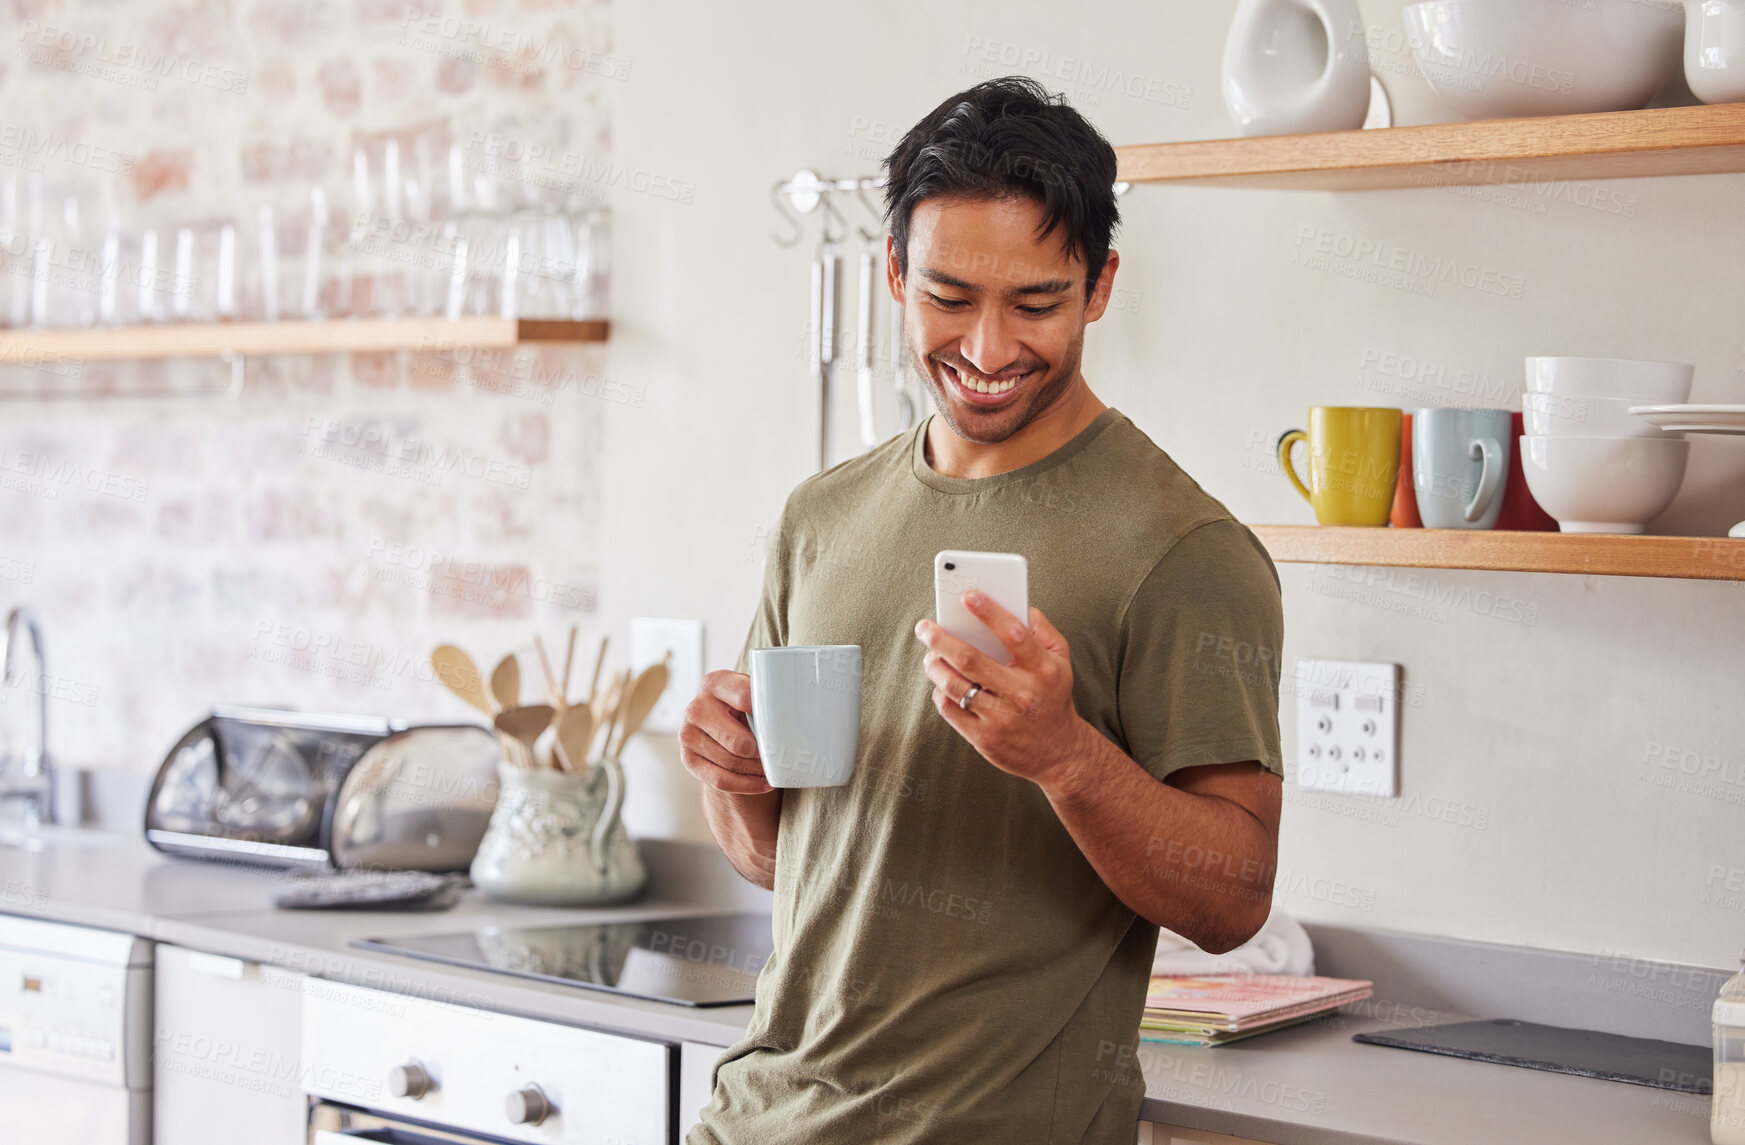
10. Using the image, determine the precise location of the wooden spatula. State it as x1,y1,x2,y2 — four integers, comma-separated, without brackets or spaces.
432,645,493,717
494,704,555,769
554,704,595,772
611,658,671,756
489,654,519,711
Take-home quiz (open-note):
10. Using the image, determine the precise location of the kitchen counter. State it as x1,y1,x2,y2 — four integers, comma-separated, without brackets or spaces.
0,830,1717,1144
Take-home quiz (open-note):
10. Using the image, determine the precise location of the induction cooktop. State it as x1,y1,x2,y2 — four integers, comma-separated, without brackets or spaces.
354,912,773,1007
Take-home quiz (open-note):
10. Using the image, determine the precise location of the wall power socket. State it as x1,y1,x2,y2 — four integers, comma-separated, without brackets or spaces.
1294,659,1401,797
628,618,704,736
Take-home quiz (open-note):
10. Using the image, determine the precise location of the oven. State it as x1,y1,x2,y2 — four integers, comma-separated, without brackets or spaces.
301,978,676,1145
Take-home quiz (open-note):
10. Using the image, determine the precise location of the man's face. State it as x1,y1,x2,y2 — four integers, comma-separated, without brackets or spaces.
891,195,1116,445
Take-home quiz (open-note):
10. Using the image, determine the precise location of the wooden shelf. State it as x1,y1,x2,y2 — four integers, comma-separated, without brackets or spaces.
1115,104,1745,191
1252,526,1745,582
0,317,608,362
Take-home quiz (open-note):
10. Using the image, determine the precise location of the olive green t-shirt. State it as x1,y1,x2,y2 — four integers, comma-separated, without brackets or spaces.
690,408,1284,1145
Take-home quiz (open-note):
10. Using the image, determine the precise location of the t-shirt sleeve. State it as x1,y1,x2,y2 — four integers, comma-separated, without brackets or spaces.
733,498,796,675
1116,517,1285,783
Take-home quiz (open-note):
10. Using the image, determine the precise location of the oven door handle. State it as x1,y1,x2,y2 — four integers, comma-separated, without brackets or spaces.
310,1103,511,1145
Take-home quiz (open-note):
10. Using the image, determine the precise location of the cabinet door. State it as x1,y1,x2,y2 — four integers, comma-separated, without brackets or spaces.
679,1042,728,1137
152,946,307,1145
1139,1122,1280,1145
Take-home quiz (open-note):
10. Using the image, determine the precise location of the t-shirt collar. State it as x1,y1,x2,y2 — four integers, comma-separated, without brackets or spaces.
910,406,1125,494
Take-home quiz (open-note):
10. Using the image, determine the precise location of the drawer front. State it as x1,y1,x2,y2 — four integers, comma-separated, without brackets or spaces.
302,980,672,1145
1140,1122,1280,1145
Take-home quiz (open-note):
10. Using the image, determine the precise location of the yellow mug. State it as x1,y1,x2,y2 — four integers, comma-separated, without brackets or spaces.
1278,407,1402,526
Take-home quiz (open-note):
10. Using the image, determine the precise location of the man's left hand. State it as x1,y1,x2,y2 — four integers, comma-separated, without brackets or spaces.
914,592,1091,790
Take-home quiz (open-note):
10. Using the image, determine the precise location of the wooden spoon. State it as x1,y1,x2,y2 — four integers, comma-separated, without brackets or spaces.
489,654,519,711
432,645,493,717
494,704,555,769
589,670,626,759
586,636,609,708
559,623,579,702
554,704,595,772
533,634,562,708
594,669,633,761
611,658,671,756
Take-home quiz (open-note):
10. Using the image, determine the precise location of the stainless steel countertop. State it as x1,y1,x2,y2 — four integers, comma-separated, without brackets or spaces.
0,831,1714,1144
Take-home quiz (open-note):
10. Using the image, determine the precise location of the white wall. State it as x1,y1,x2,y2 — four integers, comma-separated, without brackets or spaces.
604,0,1745,970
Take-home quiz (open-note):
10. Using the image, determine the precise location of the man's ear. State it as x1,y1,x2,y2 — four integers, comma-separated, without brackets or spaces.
1083,249,1120,324
886,233,904,304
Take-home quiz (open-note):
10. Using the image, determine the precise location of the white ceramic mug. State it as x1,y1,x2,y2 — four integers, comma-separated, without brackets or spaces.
747,646,861,788
1687,0,1745,104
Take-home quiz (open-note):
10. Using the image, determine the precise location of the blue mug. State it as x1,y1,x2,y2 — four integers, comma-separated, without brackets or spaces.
1413,408,1511,530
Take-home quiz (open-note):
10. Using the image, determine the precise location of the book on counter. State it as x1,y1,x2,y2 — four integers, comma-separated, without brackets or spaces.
1140,974,1373,1047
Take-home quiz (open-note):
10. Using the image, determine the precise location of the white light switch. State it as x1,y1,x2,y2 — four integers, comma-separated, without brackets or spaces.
1295,659,1400,797
629,618,704,735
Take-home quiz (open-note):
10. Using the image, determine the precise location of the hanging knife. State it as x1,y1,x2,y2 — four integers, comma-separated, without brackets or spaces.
817,240,839,471
856,246,879,449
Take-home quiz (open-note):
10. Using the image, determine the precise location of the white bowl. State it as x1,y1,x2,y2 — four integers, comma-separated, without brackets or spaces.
1687,0,1745,105
1524,357,1695,404
1404,0,1685,120
1521,392,1673,438
1518,434,1690,533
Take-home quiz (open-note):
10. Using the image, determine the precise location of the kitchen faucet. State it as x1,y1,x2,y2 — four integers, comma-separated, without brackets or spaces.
0,606,52,828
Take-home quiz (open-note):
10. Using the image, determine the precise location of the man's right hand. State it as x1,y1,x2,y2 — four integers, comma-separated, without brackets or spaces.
679,670,774,796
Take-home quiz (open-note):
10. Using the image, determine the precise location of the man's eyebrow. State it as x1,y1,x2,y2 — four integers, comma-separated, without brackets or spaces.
917,268,1075,297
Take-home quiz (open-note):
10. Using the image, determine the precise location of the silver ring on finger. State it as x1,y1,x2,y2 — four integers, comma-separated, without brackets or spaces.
959,682,983,712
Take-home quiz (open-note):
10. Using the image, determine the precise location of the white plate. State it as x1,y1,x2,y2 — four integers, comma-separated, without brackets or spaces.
1627,404,1745,435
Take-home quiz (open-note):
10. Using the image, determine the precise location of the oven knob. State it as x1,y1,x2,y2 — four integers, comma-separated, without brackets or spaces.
388,1062,433,1100
505,1083,552,1126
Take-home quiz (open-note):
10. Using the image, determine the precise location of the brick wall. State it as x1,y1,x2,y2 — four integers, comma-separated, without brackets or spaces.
0,0,624,769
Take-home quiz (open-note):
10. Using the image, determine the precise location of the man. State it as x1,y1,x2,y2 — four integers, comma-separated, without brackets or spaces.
681,77,1283,1145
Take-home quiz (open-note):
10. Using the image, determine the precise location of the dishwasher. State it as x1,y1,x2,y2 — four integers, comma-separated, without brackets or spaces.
0,914,153,1144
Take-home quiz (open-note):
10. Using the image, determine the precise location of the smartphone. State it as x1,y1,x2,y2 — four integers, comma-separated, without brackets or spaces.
934,550,1029,665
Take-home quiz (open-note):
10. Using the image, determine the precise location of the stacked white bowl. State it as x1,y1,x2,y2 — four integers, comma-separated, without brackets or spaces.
1519,357,1693,534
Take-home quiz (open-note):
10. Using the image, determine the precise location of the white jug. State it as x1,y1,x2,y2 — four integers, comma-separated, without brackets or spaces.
469,760,648,906
1222,0,1371,136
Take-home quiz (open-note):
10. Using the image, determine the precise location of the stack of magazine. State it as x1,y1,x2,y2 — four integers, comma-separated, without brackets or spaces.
1141,974,1374,1047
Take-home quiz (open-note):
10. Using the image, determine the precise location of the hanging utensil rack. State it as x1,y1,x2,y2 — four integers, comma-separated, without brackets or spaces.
771,169,917,471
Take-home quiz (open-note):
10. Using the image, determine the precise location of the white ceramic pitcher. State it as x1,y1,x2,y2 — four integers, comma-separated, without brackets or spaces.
469,759,648,906
1222,0,1371,136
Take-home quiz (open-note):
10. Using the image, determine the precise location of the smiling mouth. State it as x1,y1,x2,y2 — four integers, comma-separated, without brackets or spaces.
940,361,1034,403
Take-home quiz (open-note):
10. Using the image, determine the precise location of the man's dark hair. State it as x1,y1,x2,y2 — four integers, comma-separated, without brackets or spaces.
882,77,1120,299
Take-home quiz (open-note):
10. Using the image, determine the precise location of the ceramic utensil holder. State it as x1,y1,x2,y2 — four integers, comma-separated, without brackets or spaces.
470,758,647,906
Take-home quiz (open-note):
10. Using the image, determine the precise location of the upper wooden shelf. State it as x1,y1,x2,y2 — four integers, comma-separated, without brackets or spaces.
0,317,608,362
1115,104,1745,191
1252,525,1745,582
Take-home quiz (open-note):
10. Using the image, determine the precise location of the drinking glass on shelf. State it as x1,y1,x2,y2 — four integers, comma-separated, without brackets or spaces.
0,171,26,328
568,205,610,320
135,227,176,324
506,208,572,319
302,186,330,319
34,195,99,329
96,220,122,325
164,220,237,324
254,204,279,321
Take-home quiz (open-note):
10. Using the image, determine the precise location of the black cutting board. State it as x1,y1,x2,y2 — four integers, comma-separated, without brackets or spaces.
1353,1018,1712,1095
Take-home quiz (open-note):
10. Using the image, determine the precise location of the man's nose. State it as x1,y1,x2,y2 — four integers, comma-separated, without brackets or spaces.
957,308,1023,377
